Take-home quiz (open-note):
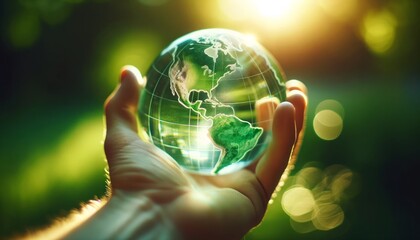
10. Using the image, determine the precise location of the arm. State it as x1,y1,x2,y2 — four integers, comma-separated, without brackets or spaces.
66,193,180,239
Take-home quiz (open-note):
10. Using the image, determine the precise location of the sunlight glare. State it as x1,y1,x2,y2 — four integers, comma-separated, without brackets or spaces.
218,0,251,21
243,33,258,46
218,0,312,27
254,0,299,19
185,125,216,162
318,0,359,22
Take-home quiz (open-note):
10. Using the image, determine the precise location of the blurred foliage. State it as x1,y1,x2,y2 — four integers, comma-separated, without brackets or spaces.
1,0,419,239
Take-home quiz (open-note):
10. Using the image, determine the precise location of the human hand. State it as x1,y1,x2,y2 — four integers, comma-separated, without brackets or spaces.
101,65,307,240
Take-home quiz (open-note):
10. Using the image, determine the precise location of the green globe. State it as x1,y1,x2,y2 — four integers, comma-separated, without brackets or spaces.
138,29,286,175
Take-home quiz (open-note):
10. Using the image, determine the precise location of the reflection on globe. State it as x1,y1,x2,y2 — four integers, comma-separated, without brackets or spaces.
138,28,286,174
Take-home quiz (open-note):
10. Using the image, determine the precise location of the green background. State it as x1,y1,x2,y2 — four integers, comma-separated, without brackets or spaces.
1,0,418,239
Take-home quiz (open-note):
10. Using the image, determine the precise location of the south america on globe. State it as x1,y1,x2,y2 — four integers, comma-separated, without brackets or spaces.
138,28,287,174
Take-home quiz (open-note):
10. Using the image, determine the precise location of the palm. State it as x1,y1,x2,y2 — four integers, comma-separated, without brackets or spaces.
104,66,306,239
106,130,265,238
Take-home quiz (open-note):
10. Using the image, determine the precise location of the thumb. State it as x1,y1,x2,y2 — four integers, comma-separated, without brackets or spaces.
104,65,144,160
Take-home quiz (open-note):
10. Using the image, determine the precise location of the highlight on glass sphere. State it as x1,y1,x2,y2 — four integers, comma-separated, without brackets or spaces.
138,28,287,175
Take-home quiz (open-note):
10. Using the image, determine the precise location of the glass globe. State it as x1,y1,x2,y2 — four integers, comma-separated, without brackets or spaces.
138,28,286,175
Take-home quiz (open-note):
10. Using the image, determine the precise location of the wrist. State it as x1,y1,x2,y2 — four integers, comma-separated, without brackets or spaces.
65,191,181,239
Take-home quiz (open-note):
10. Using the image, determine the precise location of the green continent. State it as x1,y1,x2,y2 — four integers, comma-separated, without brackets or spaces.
209,114,263,174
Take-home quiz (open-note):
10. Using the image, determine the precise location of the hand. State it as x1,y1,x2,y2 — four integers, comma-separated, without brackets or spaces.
100,66,307,239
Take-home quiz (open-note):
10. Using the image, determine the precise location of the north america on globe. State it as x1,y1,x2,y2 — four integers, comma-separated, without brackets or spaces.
139,28,286,174
168,35,264,173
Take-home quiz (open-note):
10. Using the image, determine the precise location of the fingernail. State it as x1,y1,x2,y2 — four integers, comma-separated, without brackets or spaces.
120,65,144,86
120,69,129,83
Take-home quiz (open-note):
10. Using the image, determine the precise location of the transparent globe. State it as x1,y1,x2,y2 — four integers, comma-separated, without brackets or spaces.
139,29,286,175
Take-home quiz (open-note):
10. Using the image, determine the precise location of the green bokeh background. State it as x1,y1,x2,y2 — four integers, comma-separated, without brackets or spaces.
1,0,418,239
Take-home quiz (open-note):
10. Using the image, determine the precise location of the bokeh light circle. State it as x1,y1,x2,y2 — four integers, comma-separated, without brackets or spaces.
313,99,344,141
